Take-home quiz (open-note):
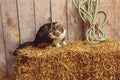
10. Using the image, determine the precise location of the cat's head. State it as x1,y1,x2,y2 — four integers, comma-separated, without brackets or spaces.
48,22,65,39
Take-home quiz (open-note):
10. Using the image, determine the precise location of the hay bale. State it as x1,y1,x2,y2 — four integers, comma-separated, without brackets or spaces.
0,75,15,80
14,40,120,80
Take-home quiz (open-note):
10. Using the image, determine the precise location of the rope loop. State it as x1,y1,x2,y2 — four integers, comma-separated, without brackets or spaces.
73,0,107,43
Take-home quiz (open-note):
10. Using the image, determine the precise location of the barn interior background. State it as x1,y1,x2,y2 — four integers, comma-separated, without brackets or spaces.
0,0,119,76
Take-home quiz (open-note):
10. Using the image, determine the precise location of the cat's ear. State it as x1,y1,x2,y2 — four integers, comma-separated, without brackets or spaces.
54,22,61,27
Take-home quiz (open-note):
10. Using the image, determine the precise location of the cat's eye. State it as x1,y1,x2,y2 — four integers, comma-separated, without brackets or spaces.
53,32,55,34
49,30,52,33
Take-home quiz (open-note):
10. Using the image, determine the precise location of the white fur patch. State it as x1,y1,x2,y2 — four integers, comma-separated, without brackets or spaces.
53,28,66,44
58,28,66,39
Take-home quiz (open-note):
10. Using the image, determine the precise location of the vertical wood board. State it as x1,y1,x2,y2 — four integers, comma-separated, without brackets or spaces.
34,0,51,32
51,0,67,31
115,0,120,41
17,0,36,43
0,4,7,76
67,0,83,40
1,0,19,75
100,0,120,41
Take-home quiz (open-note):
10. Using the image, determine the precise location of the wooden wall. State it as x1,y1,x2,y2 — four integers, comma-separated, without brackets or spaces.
0,0,119,76
100,0,120,41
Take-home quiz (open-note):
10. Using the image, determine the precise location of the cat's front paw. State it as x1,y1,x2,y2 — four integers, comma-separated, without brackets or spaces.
55,43,61,47
62,41,67,45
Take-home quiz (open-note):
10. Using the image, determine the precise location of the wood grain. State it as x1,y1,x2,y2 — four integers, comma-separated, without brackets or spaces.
115,0,120,41
67,0,83,40
0,4,7,76
100,0,120,41
51,0,67,36
34,0,51,32
17,0,36,43
0,0,19,75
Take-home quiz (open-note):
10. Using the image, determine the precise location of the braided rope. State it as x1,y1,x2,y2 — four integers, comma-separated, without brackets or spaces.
74,0,107,43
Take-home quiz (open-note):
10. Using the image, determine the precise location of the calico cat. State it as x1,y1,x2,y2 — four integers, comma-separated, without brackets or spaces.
13,22,67,56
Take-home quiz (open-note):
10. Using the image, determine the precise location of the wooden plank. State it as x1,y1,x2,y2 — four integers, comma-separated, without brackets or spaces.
51,0,67,33
115,0,120,41
0,5,7,76
67,0,83,40
34,0,51,32
100,0,113,7
1,0,19,75
100,0,120,41
17,0,36,43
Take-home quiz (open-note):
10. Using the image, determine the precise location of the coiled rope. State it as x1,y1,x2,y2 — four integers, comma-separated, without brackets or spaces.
74,0,107,43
